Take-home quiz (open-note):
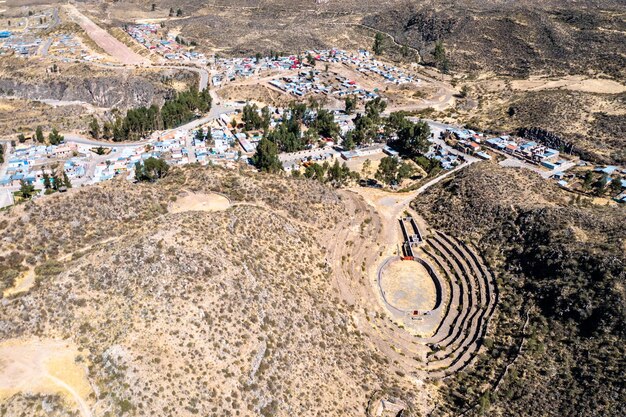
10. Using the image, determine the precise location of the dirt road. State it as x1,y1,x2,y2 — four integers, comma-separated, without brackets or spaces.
64,4,148,66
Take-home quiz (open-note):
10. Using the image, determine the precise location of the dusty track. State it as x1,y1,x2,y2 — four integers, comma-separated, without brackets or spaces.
64,4,149,66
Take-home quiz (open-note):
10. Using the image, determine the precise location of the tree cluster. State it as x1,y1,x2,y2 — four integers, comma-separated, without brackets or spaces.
251,137,281,173
135,157,170,182
344,95,357,115
256,102,339,157
18,180,36,199
374,156,416,185
299,159,358,187
42,168,72,194
385,112,431,157
346,97,387,147
433,41,450,73
96,88,212,141
373,32,384,55
242,103,271,132
48,128,64,145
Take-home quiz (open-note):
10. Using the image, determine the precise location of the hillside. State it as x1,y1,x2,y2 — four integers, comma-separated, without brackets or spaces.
0,166,422,417
412,163,626,416
365,1,626,78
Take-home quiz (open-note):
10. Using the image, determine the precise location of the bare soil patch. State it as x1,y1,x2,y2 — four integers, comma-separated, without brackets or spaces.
169,192,231,213
380,259,436,311
2,268,35,298
65,5,148,66
511,76,626,94
0,338,92,417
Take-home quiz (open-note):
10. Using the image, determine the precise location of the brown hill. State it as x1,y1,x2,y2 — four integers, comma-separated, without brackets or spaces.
0,166,417,417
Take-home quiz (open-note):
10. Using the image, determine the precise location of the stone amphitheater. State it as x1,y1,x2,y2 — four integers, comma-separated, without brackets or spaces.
375,216,498,378
331,190,499,383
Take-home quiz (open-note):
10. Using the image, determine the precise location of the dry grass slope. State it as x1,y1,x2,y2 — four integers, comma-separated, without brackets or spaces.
0,166,418,417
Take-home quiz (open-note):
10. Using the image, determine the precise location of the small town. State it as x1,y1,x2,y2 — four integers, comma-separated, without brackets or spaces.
2,94,625,209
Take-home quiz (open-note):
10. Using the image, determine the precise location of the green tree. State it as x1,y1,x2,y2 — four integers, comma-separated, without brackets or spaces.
242,103,263,131
344,95,357,115
17,133,26,143
62,172,72,189
251,137,282,173
610,176,622,195
35,126,44,143
311,109,339,138
42,170,51,191
342,131,356,150
135,157,170,182
362,158,372,177
373,32,384,55
102,122,112,139
51,172,60,191
306,53,316,67
261,106,272,131
151,4,156,12
433,41,450,73
365,97,387,123
433,41,445,63
387,113,431,157
326,159,352,187
415,155,441,174
19,180,36,199
459,85,470,98
89,118,100,139
304,162,326,182
397,161,416,180
401,44,409,57
375,156,400,184
48,128,64,145
592,175,610,195
176,8,183,17
583,171,594,188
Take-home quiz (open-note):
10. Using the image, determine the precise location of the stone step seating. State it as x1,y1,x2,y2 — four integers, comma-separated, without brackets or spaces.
418,231,497,378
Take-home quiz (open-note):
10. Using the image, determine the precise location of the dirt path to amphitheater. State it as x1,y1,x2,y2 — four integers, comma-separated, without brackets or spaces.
64,4,148,66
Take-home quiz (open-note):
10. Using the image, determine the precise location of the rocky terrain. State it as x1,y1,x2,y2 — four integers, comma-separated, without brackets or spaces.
0,59,194,109
365,1,626,78
412,162,626,416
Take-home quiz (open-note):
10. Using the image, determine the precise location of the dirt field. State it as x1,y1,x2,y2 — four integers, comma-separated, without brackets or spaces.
510,76,626,94
169,192,231,213
64,4,148,66
0,338,92,417
380,259,436,311
217,84,294,107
